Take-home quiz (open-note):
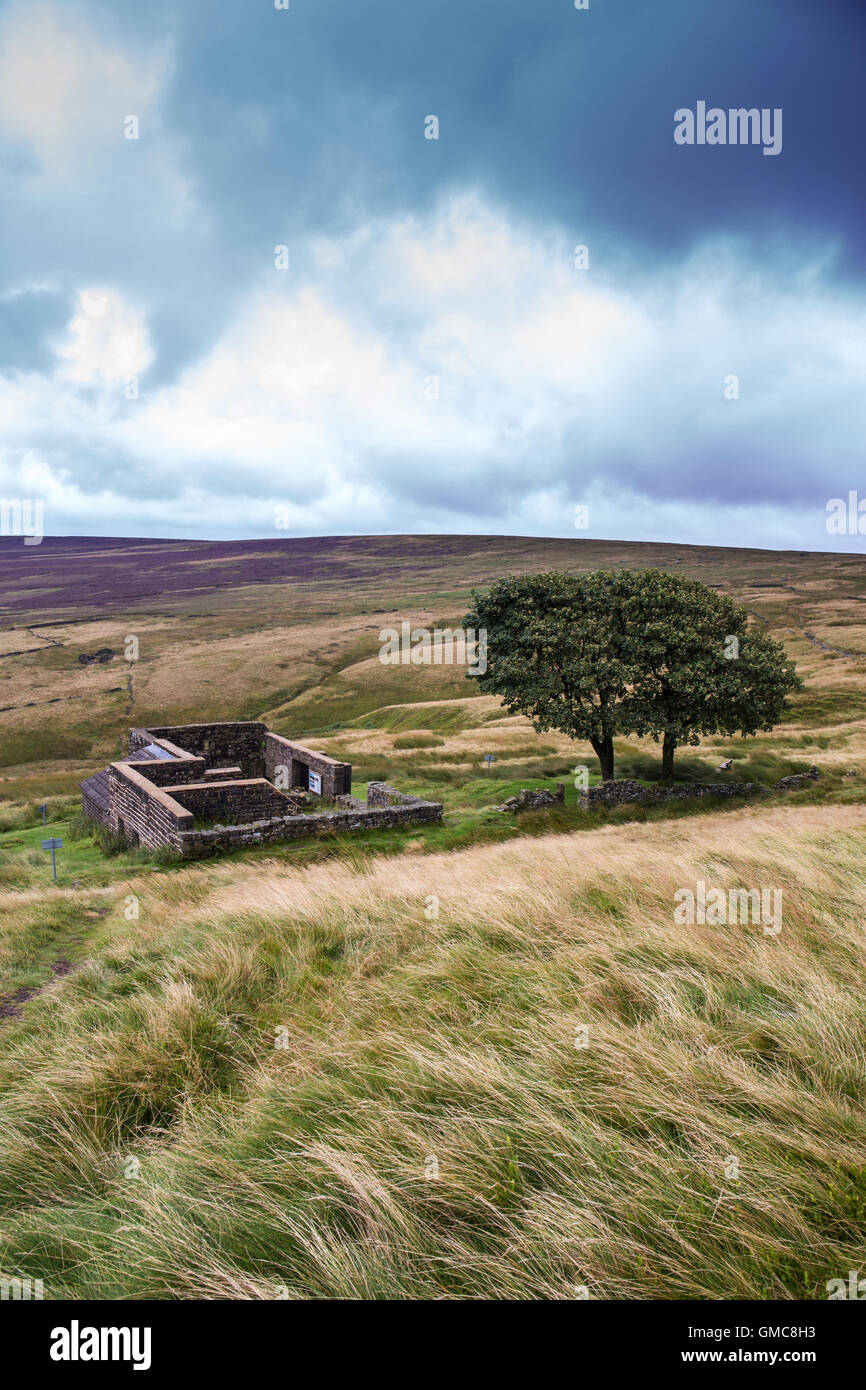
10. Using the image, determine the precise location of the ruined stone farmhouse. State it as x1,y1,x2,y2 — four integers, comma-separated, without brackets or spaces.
81,721,442,857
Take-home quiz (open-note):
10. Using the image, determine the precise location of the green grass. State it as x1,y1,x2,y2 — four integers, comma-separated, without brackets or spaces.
0,730,93,767
351,699,484,735
0,800,864,1298
782,686,866,727
0,816,170,889
0,895,102,1004
2,535,865,1299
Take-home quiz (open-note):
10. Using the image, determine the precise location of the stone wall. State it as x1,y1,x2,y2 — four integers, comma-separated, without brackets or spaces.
366,780,428,808
166,777,299,824
177,794,443,858
776,767,819,790
128,727,155,755
263,731,351,799
107,763,193,850
499,785,566,812
580,779,760,808
128,729,196,761
125,756,206,787
142,722,267,778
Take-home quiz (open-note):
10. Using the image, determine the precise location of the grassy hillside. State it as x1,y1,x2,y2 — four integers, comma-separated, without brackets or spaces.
0,802,864,1299
1,533,866,802
1,533,865,1300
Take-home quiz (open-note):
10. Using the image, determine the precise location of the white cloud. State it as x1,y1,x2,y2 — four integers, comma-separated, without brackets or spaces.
0,0,168,176
1,192,865,548
54,288,154,385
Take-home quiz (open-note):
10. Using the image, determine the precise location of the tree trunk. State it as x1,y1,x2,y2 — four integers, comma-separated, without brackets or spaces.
662,729,677,781
590,733,615,781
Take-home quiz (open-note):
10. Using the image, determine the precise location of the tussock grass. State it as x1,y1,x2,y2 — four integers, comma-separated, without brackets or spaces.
1,803,864,1299
0,731,92,768
0,795,76,834
352,698,485,735
3,537,866,1297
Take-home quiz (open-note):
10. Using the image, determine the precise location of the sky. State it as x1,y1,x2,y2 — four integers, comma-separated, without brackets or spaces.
1,0,865,550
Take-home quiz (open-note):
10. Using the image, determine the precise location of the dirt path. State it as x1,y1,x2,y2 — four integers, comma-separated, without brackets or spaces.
0,956,76,1020
0,904,109,1022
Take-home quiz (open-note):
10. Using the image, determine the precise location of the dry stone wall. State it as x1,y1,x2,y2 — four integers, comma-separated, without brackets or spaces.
125,757,206,787
498,785,566,812
128,729,194,761
177,793,443,858
776,767,819,790
580,779,760,808
366,781,430,808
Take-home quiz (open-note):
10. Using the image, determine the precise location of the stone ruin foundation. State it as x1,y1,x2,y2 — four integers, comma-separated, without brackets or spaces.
81,721,442,857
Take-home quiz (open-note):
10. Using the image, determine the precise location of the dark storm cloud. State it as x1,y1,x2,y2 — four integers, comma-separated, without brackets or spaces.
63,0,866,387
106,0,866,258
1,0,864,546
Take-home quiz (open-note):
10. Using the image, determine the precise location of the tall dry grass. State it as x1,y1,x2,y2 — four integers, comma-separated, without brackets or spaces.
0,803,865,1299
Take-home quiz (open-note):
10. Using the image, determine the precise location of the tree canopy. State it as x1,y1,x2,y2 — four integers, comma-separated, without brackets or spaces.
464,569,639,780
465,568,801,780
616,569,802,777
